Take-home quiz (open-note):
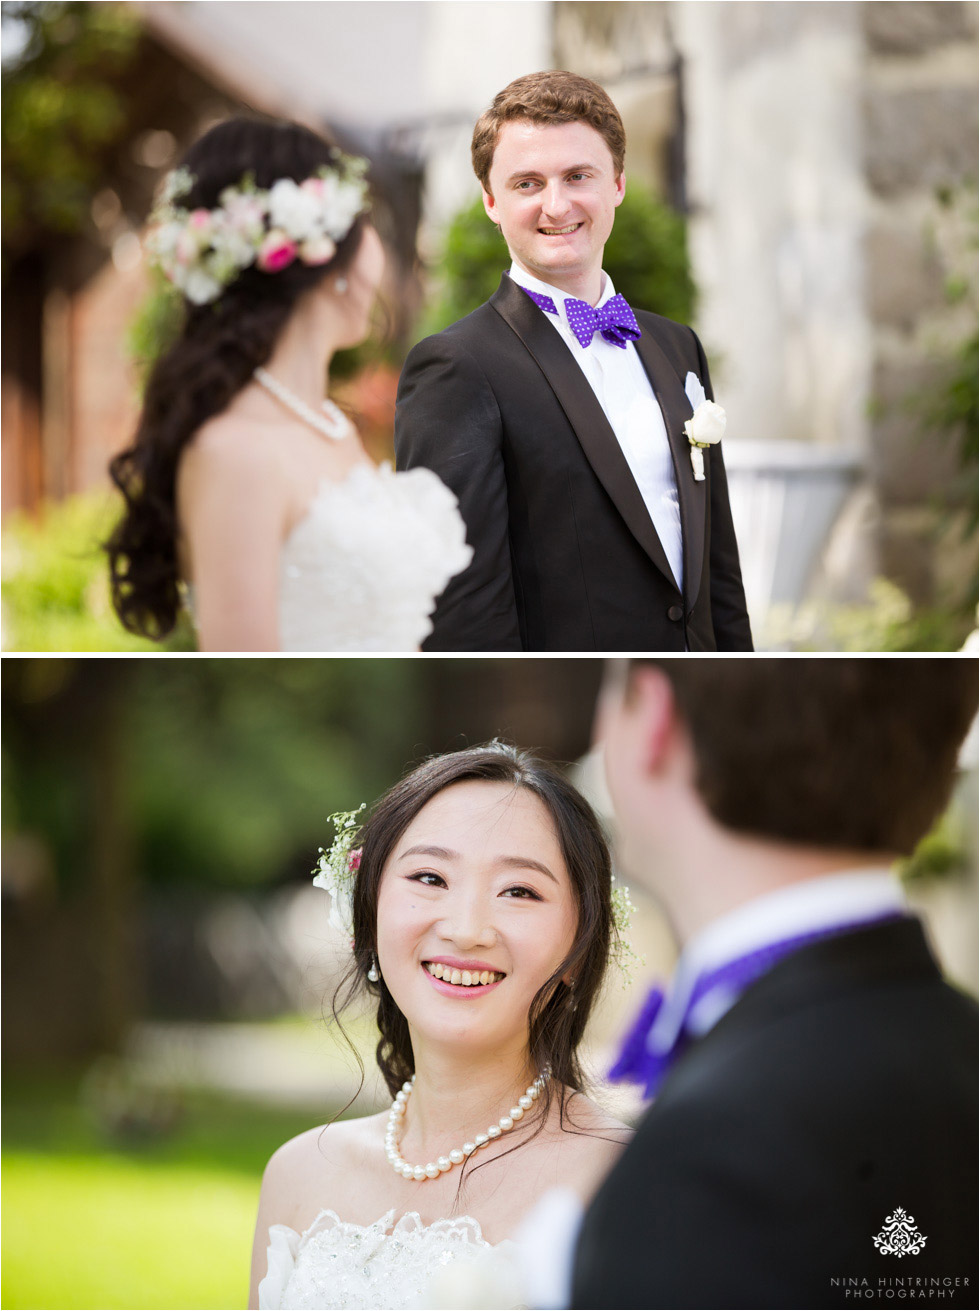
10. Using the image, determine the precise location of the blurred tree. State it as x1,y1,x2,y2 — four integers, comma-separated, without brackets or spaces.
2,659,603,895
2,660,423,896
1,0,141,263
418,186,697,341
1,658,603,1049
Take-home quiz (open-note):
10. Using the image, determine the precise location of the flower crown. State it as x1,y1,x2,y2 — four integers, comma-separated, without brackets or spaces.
145,151,369,305
312,805,641,983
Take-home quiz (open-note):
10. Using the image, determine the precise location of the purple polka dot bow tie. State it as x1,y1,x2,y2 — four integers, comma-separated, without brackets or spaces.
522,287,642,349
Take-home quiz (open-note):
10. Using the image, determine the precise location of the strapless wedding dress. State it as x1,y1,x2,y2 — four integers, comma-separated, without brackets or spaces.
257,1208,524,1310
277,463,472,651
187,462,471,651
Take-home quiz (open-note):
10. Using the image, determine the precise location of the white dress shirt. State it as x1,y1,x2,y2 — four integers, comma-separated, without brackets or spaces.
648,868,908,1052
508,263,685,593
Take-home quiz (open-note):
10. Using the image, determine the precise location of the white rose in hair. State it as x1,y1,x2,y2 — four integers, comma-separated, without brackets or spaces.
299,235,337,266
325,181,368,240
181,266,223,305
268,178,322,239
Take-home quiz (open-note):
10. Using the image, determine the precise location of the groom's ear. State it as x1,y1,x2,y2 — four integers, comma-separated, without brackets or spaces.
614,172,626,207
482,188,500,227
630,665,681,777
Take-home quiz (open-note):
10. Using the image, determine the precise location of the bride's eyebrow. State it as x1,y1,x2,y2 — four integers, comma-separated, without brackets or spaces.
398,844,557,884
399,844,456,862
495,854,557,884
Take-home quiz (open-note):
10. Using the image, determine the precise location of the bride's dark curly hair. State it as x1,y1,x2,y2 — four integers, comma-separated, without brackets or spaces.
330,742,616,1174
106,115,369,639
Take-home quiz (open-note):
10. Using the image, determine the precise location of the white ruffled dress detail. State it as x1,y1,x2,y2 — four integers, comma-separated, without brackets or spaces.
277,462,472,651
257,1208,524,1310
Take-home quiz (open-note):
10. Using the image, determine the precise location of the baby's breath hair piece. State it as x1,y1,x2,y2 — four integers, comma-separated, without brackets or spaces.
610,876,643,985
312,804,366,939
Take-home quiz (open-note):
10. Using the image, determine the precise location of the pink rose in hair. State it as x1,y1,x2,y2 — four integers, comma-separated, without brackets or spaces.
349,849,362,872
256,229,298,273
189,209,212,231
299,236,336,266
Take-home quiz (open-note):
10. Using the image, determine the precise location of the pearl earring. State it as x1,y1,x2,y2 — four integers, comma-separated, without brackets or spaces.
335,276,348,294
367,953,380,983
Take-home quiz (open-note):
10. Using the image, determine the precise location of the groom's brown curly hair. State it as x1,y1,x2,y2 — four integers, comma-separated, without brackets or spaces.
472,70,626,191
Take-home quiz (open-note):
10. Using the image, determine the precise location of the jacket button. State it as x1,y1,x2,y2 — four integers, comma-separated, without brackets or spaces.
667,604,684,622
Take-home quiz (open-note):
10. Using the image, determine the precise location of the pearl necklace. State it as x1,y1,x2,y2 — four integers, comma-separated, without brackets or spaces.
253,366,349,441
385,1068,550,1182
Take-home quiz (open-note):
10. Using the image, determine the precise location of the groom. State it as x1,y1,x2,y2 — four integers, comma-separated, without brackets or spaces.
573,658,978,1309
395,71,752,652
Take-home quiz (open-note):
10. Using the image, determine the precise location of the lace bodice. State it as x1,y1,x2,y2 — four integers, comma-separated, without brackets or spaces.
277,462,472,651
257,1208,524,1310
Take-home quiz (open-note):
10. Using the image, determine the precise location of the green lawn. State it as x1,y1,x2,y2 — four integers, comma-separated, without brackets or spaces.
2,1073,341,1310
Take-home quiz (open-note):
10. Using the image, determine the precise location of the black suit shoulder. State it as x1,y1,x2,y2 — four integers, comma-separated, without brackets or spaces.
573,923,978,1309
407,299,506,357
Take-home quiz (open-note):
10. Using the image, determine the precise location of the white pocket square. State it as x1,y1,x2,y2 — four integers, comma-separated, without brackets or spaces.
684,371,707,411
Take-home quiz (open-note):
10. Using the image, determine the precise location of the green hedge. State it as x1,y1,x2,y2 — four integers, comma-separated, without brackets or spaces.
1,492,192,652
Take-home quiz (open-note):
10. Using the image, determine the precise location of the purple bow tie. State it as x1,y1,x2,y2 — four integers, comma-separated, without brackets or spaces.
521,286,642,350
609,913,906,1099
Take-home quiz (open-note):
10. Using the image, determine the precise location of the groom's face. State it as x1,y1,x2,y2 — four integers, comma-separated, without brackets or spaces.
483,118,625,294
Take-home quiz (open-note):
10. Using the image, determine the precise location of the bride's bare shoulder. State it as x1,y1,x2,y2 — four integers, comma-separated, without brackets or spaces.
545,1089,633,1191
259,1114,387,1226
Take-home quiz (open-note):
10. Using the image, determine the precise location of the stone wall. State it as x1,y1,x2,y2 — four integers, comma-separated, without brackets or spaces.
861,0,978,606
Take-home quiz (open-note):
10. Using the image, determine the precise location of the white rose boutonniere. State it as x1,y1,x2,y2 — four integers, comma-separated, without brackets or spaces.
683,372,726,481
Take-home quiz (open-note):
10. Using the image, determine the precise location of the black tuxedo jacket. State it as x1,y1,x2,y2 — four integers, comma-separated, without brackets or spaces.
572,918,978,1309
394,275,752,651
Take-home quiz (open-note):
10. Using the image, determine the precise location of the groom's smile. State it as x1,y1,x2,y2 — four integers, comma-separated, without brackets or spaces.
482,119,625,304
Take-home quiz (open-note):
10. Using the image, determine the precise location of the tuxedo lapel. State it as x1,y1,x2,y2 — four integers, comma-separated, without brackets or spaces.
490,276,679,591
633,329,707,611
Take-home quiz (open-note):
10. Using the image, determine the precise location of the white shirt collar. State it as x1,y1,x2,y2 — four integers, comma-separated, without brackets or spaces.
649,868,907,1048
507,262,616,320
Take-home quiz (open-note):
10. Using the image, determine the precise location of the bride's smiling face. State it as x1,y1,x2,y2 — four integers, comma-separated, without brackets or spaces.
375,780,578,1056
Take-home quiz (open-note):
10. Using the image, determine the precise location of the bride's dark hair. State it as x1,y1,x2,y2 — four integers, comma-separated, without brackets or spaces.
106,115,369,640
331,741,615,1168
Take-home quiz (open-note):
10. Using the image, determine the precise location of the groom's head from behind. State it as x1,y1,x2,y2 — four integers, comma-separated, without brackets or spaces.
598,658,978,938
473,71,627,299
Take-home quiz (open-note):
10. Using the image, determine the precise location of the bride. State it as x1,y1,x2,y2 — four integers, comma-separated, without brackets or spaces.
107,116,471,651
250,742,631,1310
